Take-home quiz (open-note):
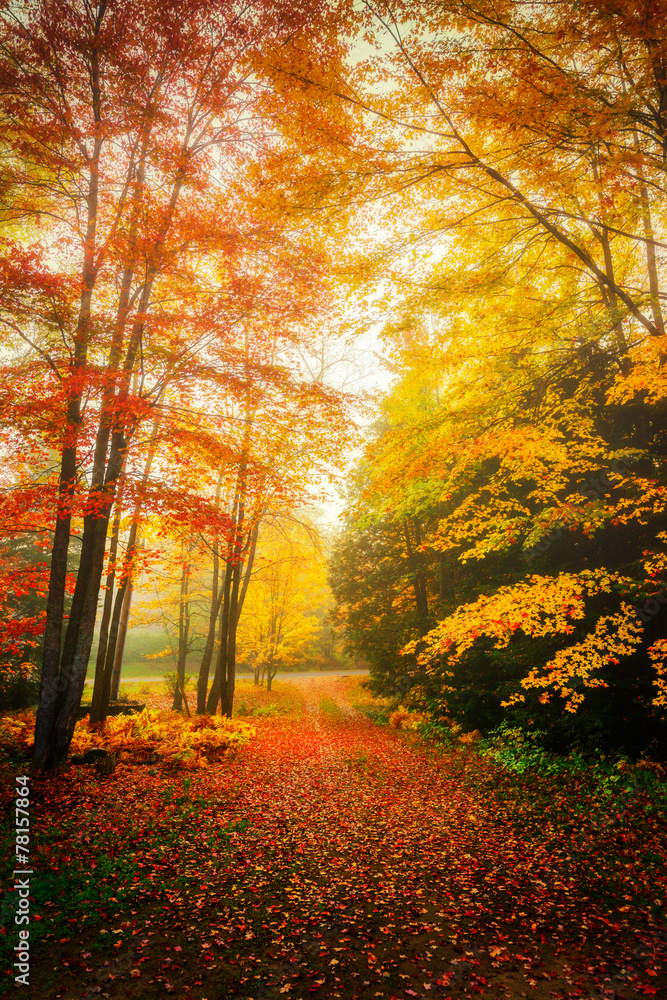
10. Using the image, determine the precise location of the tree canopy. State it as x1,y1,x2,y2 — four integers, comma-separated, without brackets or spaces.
0,0,666,763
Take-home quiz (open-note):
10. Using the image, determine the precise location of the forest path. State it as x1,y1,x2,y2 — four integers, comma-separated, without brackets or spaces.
33,677,666,1000
142,678,664,1000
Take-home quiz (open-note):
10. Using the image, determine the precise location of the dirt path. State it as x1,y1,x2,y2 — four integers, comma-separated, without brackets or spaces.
18,678,667,999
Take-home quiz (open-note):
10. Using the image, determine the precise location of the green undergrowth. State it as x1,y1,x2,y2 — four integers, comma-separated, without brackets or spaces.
233,679,305,719
346,678,393,723
236,701,288,718
416,716,667,803
0,776,247,970
318,696,345,717
355,703,391,724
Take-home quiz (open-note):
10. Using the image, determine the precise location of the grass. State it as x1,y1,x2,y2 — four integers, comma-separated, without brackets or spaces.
233,677,305,717
1,799,250,968
318,695,344,717
343,676,393,722
84,658,202,682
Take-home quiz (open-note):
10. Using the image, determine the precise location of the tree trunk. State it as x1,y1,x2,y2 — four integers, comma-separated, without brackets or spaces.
222,560,241,718
196,562,225,713
92,387,165,721
89,484,125,724
206,561,232,714
238,521,259,617
404,519,429,619
110,578,133,702
47,496,113,768
34,145,188,768
173,554,190,712
32,31,106,769
197,472,226,713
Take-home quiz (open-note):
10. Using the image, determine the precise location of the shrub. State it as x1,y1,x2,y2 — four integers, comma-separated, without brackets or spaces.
0,708,256,769
388,706,426,730
0,663,39,710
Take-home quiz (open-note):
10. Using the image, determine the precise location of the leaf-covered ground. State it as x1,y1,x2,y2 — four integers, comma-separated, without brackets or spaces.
2,676,667,999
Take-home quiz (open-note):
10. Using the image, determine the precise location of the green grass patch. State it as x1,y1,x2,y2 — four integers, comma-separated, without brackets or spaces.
318,696,344,718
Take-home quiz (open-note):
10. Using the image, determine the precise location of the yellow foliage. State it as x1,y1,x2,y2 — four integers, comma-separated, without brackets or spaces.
509,605,644,713
648,639,667,708
0,709,255,769
407,573,651,711
388,707,425,730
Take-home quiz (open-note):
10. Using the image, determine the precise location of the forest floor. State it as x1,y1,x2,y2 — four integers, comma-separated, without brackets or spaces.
1,675,667,1000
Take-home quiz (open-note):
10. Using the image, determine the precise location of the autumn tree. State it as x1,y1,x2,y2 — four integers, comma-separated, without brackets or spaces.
327,1,667,751
237,516,330,691
0,0,359,767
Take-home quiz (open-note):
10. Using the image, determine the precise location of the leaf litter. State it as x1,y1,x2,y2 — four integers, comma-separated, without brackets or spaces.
1,677,666,999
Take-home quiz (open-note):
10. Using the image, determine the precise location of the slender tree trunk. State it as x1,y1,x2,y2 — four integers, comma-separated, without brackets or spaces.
629,126,665,336
197,473,226,713
32,36,106,768
438,551,450,608
47,497,113,767
110,577,133,702
89,483,124,724
222,560,241,718
34,418,82,767
92,387,165,722
100,532,134,714
173,555,190,712
218,354,255,718
207,561,232,714
404,519,429,619
254,627,264,686
197,542,220,713
636,179,664,335
238,521,259,617
196,563,225,714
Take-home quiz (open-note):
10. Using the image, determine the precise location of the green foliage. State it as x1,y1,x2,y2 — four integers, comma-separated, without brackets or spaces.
318,696,344,717
328,509,429,698
355,704,390,724
0,664,39,711
479,723,589,776
248,703,288,718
